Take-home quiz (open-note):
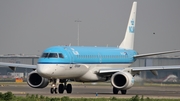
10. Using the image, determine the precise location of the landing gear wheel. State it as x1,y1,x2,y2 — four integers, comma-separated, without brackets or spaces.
50,88,57,94
58,84,64,93
54,88,57,94
66,84,72,93
50,88,54,94
113,87,119,94
50,79,59,94
121,90,127,94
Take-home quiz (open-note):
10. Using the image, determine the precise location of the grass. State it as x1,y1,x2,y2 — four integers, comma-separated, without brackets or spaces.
0,92,180,101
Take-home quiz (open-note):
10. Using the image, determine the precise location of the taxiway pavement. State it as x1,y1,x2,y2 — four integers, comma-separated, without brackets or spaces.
0,84,180,98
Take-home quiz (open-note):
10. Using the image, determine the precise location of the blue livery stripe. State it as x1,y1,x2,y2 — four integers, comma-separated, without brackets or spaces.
38,46,138,65
38,62,132,64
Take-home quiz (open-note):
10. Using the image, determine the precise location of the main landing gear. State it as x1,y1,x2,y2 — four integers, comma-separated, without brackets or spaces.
58,79,72,94
113,87,127,95
50,79,72,94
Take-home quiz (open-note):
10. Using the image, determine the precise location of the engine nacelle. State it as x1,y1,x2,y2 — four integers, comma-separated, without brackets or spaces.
27,70,49,88
111,71,134,90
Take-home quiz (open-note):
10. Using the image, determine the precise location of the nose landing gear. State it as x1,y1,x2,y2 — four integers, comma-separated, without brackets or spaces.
50,79,58,94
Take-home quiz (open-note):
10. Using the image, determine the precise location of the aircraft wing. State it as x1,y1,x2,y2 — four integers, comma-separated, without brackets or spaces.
132,65,180,71
99,65,180,74
134,50,180,58
0,62,37,70
99,68,124,74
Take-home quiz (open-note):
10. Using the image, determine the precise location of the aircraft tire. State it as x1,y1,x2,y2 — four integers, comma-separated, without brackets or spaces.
66,84,72,93
121,90,127,94
58,84,64,93
54,88,57,94
113,87,119,94
50,88,54,94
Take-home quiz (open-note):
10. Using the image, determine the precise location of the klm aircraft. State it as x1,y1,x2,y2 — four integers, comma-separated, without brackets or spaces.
0,1,180,95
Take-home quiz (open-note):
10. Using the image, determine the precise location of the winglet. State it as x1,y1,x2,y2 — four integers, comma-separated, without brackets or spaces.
119,1,137,50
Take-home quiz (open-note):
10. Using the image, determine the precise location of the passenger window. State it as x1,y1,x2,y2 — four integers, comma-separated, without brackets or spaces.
59,53,64,58
49,53,58,58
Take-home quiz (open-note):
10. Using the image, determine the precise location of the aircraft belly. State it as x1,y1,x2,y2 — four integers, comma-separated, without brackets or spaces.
52,64,89,78
38,64,131,79
77,64,130,81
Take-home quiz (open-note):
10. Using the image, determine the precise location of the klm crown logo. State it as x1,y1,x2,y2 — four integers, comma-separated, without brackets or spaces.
129,19,135,33
131,20,134,25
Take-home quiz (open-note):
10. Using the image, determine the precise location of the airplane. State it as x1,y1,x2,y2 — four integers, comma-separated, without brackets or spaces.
147,74,178,83
1,1,180,95
163,74,178,82
135,74,178,83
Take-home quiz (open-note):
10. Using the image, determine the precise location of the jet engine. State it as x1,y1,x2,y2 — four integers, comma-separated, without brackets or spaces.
111,71,134,90
27,70,49,88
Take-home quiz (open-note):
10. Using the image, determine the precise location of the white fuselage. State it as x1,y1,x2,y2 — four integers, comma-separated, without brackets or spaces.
37,63,131,82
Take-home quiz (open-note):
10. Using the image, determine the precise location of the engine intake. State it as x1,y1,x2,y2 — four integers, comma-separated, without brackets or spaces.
111,71,134,90
27,70,49,88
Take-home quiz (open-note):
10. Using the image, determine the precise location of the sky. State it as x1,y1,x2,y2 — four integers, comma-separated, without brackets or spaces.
0,0,180,55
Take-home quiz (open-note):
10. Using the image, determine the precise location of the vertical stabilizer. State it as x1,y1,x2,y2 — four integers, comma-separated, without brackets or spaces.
119,2,137,50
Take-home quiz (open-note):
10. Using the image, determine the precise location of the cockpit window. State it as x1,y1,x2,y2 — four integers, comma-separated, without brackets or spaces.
48,53,58,58
41,53,64,58
41,53,49,58
59,53,64,58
